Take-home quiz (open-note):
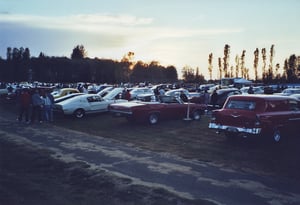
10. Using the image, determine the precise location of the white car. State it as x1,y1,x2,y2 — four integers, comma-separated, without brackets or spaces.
240,86,264,94
129,87,154,100
55,91,127,118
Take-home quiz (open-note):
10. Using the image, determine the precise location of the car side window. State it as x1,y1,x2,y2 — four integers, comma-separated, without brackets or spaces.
87,96,101,103
226,100,256,110
289,100,299,111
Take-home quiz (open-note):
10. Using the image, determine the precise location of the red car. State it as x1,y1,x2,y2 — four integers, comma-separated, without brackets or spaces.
209,94,300,143
108,95,207,125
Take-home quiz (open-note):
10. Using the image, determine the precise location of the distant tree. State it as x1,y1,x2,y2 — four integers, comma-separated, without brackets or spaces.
234,55,239,78
218,57,222,79
6,47,12,61
261,48,267,82
285,54,298,82
38,52,47,58
23,48,31,60
71,45,87,59
266,44,275,82
229,66,234,78
223,44,230,77
253,48,259,81
208,53,213,80
274,63,281,82
165,65,178,82
240,50,246,78
182,65,195,82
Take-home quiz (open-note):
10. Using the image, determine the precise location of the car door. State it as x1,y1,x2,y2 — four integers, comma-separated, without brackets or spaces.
288,99,300,133
87,95,107,113
162,97,188,119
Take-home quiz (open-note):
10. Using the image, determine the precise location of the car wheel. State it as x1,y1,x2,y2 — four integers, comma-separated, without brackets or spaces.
148,113,159,125
74,109,85,119
192,110,201,120
272,129,281,143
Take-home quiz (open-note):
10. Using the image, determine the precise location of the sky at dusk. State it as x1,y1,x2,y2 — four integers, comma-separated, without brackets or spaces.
1,0,300,79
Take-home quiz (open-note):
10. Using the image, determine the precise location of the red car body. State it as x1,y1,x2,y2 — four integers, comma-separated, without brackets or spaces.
109,95,207,124
209,94,300,143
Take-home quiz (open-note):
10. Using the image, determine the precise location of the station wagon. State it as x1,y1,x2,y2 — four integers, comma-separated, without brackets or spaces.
209,95,300,143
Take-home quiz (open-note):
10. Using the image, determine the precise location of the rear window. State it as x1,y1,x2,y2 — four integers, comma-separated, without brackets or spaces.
225,100,256,110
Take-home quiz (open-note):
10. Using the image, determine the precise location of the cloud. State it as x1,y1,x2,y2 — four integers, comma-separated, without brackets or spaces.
0,13,153,31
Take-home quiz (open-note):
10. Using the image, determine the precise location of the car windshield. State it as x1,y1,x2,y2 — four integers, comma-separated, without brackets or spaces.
226,100,256,110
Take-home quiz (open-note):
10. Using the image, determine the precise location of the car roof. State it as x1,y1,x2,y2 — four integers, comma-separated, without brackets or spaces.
228,94,296,101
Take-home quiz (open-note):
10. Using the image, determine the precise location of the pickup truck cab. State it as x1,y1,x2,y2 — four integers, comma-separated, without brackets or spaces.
209,94,300,143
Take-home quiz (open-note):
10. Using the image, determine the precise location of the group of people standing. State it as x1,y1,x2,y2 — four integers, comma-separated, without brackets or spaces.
17,88,54,124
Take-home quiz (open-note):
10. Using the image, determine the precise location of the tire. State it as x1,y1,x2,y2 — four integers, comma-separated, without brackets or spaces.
272,129,282,143
148,113,159,125
74,109,85,119
192,110,201,120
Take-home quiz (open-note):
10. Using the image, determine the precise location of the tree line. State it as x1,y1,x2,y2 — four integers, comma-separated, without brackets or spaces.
0,46,178,84
206,44,300,84
0,44,299,84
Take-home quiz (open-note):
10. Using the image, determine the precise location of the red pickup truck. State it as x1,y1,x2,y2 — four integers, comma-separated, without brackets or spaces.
209,94,300,143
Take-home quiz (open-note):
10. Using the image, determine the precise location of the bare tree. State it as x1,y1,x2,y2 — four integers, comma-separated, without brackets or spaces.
208,53,213,80
253,48,259,81
235,55,239,78
267,44,275,80
261,48,267,81
240,50,246,78
223,44,230,77
218,57,222,79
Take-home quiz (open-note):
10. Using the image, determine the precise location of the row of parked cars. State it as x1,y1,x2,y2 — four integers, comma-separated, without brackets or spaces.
52,86,207,122
60,85,300,143
2,82,299,144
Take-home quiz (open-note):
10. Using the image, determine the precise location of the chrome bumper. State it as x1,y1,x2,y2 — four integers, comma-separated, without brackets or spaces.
209,123,262,135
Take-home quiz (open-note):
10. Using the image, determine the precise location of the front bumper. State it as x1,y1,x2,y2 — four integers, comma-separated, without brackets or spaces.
209,122,262,135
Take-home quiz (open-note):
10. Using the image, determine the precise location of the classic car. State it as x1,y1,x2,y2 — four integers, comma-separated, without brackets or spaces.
274,88,300,96
129,87,154,100
108,95,207,125
208,88,242,109
164,88,204,103
54,91,127,118
54,93,84,103
240,86,264,94
209,94,300,143
290,94,300,100
52,88,80,99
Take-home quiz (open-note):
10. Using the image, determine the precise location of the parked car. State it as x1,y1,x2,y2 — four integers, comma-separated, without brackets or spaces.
209,94,300,143
54,93,84,103
54,93,127,118
274,88,300,96
129,87,154,100
240,86,264,94
108,95,207,125
96,86,114,98
208,88,242,109
290,94,300,100
52,88,80,99
165,88,203,103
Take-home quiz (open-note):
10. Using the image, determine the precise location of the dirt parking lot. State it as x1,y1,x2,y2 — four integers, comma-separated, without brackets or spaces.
1,99,300,204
